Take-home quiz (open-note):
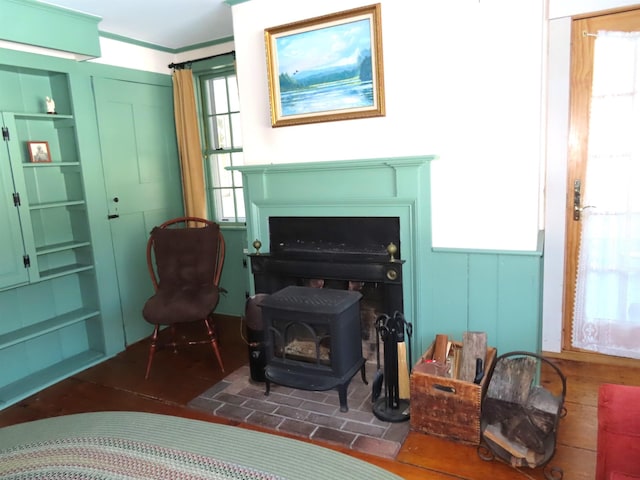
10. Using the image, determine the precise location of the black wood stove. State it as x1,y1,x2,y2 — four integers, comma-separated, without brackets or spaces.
259,285,366,412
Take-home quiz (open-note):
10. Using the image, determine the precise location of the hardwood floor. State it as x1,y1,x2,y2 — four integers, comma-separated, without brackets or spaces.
0,314,638,479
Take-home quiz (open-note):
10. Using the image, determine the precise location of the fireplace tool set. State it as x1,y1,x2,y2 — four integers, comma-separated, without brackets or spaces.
373,311,413,422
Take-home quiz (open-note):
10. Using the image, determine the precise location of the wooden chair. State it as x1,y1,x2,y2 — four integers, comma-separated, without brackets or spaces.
142,216,225,379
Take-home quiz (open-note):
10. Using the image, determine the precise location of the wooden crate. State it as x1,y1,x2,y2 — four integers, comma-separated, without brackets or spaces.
410,341,497,444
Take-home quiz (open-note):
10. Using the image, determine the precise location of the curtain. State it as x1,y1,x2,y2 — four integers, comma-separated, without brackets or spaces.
172,68,207,219
572,31,640,359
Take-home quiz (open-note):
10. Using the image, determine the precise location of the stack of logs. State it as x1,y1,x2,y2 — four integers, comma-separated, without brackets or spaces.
482,355,562,468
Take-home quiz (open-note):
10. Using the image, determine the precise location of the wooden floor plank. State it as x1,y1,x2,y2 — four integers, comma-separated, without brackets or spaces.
557,401,597,451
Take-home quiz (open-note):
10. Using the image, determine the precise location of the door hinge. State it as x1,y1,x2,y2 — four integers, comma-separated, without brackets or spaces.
242,258,247,268
2,127,9,141
12,192,20,206
245,291,250,299
23,255,30,268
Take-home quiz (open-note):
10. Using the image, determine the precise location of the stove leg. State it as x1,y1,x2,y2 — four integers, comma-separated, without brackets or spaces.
360,363,368,385
265,378,271,396
338,385,349,412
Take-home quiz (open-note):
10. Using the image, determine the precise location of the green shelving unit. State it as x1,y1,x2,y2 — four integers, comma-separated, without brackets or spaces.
0,64,107,407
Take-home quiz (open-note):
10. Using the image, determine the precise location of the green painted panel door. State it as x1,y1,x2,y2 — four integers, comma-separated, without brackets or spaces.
93,78,183,345
0,120,29,289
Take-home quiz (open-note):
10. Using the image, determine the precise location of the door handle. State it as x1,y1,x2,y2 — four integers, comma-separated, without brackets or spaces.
574,204,596,219
108,196,120,219
573,179,596,220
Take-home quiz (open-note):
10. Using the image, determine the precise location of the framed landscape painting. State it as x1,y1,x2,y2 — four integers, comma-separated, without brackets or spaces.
265,4,385,127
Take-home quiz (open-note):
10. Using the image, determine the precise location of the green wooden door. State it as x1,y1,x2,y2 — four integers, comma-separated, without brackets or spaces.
0,117,30,289
93,78,183,344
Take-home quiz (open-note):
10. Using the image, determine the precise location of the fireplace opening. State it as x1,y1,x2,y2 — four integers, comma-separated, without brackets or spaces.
251,216,403,309
247,216,404,400
268,216,400,260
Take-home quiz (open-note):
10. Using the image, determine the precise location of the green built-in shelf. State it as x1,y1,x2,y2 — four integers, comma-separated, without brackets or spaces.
23,162,80,168
0,308,100,349
38,264,94,281
0,350,106,406
35,241,91,255
29,200,85,210
14,113,73,120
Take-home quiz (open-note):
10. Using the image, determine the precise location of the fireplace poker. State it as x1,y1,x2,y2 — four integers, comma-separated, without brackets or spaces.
373,311,413,422
372,313,388,403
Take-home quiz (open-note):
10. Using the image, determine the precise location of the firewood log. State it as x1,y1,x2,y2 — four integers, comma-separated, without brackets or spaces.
486,356,537,404
525,386,562,435
483,423,545,467
433,334,449,364
502,414,547,454
460,331,487,382
483,397,522,426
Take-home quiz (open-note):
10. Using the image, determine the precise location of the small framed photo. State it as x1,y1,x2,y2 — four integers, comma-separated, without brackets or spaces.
265,3,385,127
27,141,51,163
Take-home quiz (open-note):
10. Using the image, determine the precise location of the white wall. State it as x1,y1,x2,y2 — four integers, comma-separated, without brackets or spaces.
90,37,235,75
90,38,173,73
542,17,572,353
232,0,545,251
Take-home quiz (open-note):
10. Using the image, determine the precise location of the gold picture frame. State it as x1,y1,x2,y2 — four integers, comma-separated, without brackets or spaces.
265,4,385,128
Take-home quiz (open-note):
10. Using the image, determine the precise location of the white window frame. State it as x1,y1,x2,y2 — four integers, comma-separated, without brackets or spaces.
197,67,245,224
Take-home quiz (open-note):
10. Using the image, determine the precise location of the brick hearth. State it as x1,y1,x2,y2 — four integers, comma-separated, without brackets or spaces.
188,364,410,458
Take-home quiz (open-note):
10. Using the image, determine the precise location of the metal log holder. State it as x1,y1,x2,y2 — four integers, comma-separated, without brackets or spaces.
373,311,413,422
477,351,567,480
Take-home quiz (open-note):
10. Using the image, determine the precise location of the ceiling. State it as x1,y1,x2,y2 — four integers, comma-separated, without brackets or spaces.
39,0,234,50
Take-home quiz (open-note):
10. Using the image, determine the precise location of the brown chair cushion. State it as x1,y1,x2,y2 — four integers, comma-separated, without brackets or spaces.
143,285,220,325
142,223,221,325
153,223,220,288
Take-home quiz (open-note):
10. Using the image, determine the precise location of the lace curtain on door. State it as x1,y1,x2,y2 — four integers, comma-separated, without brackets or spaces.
573,31,640,359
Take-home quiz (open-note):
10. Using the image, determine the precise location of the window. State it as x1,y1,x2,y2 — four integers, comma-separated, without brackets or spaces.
199,69,245,223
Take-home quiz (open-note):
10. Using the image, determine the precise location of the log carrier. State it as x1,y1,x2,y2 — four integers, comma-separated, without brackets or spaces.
478,351,567,480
